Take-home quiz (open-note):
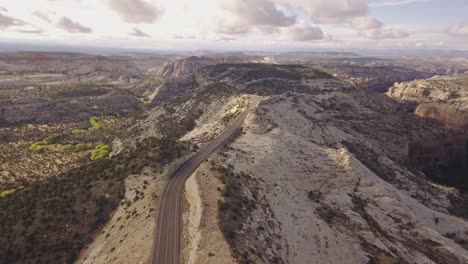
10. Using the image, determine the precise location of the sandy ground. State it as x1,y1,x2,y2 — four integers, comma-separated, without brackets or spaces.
182,161,237,264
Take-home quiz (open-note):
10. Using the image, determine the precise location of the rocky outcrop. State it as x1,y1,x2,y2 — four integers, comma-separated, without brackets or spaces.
415,103,468,131
158,56,216,78
387,74,468,131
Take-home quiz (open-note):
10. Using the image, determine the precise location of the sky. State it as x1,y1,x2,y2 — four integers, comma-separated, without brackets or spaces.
0,0,467,51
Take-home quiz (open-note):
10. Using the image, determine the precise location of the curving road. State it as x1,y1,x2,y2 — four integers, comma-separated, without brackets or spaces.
151,106,251,264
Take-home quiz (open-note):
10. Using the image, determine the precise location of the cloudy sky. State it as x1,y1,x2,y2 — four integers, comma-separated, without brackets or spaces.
0,0,467,51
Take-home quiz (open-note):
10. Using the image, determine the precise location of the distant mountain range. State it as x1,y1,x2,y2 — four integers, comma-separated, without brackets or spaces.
1,41,468,58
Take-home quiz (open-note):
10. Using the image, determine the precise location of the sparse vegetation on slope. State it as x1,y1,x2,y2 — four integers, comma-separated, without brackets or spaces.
28,116,116,160
90,143,111,160
0,137,191,264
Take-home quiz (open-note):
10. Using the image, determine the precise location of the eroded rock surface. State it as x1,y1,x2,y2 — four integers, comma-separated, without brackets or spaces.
387,74,468,131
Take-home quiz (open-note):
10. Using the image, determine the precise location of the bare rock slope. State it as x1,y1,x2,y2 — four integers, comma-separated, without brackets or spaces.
157,64,468,264
158,56,216,78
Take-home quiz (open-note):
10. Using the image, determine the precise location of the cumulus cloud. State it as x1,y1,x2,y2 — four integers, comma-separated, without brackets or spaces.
129,27,150,37
213,35,236,42
281,25,324,41
370,0,430,7
447,21,468,36
107,0,162,24
57,17,92,33
215,22,249,35
173,34,197,40
215,0,295,36
222,0,295,27
351,16,408,40
280,0,368,23
16,29,44,34
0,13,24,29
32,11,51,23
365,28,409,39
351,16,383,30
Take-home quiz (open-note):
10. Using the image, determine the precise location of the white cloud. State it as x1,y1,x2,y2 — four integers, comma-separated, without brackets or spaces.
447,21,468,36
215,22,249,35
215,0,296,36
280,0,368,23
32,11,51,23
351,16,409,40
16,28,44,34
222,0,295,27
281,24,324,41
370,0,430,7
57,17,92,33
0,12,24,29
0,0,463,50
351,16,383,30
107,0,162,24
365,28,409,39
129,27,150,37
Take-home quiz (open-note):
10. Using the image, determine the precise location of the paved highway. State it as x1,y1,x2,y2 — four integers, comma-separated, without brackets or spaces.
151,106,251,264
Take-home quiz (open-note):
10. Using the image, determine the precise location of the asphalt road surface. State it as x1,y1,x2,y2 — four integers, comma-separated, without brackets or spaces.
151,107,251,264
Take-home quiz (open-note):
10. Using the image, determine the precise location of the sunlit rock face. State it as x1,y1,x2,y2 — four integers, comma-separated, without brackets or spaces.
414,103,468,131
158,56,216,78
387,74,468,132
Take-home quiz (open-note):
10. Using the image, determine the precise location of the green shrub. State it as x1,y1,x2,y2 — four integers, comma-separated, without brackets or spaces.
29,135,60,152
90,144,111,160
76,143,94,151
73,116,110,134
88,117,102,131
30,141,93,153
59,144,74,151
29,116,113,153
43,135,58,145
0,186,23,198
72,129,87,135
0,189,16,198
29,142,51,152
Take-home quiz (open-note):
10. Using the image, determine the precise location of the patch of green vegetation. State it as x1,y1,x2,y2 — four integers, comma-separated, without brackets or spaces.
73,116,110,134
0,186,24,198
0,189,16,198
72,129,87,135
29,136,94,153
90,143,111,160
76,143,94,151
88,117,102,131
29,116,114,153
29,135,60,152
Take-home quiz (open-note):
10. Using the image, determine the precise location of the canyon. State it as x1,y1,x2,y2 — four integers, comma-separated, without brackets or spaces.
0,52,467,264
